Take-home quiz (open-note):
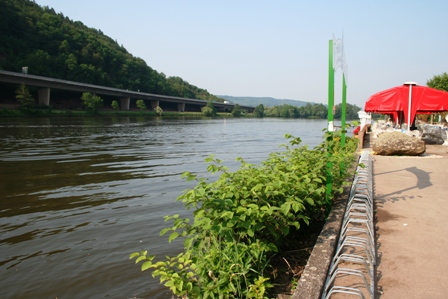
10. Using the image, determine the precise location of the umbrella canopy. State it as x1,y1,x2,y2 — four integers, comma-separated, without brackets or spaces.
364,84,448,126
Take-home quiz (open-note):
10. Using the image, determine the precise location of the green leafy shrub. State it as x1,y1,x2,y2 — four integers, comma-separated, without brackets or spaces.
155,106,163,116
201,100,217,117
136,99,146,111
111,100,119,111
15,84,35,111
231,104,242,117
254,104,265,117
131,132,358,298
81,92,103,113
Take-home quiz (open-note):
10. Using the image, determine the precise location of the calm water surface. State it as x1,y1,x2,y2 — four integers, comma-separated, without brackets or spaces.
0,116,328,298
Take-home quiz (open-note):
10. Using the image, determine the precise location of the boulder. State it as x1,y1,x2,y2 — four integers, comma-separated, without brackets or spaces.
420,125,446,145
373,132,426,156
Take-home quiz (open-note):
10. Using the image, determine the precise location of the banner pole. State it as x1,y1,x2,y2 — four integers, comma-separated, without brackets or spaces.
407,84,413,132
341,74,347,146
325,39,334,215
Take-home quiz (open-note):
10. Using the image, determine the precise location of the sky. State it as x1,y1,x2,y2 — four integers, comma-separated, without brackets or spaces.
34,0,448,107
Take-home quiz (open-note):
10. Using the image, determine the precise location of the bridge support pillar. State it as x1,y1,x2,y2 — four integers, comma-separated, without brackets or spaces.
151,100,159,110
38,87,50,106
120,97,130,110
177,103,185,112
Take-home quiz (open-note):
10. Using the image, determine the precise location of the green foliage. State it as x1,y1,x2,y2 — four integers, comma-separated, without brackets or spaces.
231,104,242,117
218,96,309,108
264,104,299,118
265,103,323,118
15,83,35,109
201,100,217,117
111,100,119,111
427,72,448,92
297,103,327,119
155,106,163,116
80,92,103,113
131,133,358,298
262,102,361,120
425,72,448,121
253,104,265,117
166,76,225,102
333,103,362,120
319,130,359,193
136,99,146,111
0,0,223,102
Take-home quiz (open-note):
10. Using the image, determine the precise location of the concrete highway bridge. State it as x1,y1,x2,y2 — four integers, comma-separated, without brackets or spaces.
0,70,254,113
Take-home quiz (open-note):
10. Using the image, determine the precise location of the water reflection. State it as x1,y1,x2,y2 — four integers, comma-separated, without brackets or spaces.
0,116,327,298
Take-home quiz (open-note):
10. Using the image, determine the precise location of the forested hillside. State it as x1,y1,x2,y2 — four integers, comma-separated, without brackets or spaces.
0,0,222,102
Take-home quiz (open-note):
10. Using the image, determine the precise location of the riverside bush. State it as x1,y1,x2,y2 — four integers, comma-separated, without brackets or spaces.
131,131,358,298
81,92,103,113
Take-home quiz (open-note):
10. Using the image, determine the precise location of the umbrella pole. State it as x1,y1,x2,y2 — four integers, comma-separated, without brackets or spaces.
407,84,412,131
405,82,417,131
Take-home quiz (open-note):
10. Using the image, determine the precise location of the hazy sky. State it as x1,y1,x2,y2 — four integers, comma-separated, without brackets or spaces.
34,0,448,107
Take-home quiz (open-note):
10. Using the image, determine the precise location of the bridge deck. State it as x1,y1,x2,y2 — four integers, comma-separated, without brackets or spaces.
0,70,254,112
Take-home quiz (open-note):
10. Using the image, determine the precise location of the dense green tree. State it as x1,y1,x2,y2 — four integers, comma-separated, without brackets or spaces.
265,104,299,118
297,103,326,119
426,73,448,121
264,106,278,117
333,103,362,120
262,102,362,120
309,103,327,118
283,105,299,118
427,72,448,92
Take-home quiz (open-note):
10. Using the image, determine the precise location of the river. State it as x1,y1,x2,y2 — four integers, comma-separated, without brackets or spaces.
0,116,332,298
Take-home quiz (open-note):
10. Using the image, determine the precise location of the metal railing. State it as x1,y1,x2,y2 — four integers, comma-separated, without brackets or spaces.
321,151,375,299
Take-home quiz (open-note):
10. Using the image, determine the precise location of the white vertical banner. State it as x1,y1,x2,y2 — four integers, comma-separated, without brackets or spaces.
333,34,348,83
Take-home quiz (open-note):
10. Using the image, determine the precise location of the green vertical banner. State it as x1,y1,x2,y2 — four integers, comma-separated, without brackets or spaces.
339,74,347,177
341,74,347,146
325,39,334,215
327,40,335,132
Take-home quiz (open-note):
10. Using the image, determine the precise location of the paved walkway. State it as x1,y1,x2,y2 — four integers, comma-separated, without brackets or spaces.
372,145,448,298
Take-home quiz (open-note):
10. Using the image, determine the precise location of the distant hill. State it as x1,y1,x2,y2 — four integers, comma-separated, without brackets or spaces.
0,0,222,102
217,95,317,108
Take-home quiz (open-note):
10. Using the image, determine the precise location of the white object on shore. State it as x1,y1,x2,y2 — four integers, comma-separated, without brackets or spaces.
358,110,371,131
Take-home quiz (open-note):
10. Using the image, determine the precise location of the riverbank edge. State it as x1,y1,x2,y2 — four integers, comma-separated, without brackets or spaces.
0,108,341,120
286,154,360,299
0,108,241,118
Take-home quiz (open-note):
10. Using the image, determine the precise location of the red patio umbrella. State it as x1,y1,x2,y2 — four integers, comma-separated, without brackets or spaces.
364,82,448,130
